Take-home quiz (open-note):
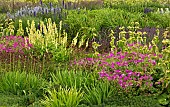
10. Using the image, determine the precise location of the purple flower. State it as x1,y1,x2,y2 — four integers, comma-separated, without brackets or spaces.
86,58,93,61
143,75,149,80
119,55,125,59
145,82,148,85
158,54,163,58
28,43,33,48
151,60,156,65
109,52,114,57
99,70,108,78
127,43,134,47
111,75,117,80
136,72,140,77
150,83,153,87
115,70,121,73
98,54,101,57
149,76,153,80
116,61,122,66
125,69,132,73
123,76,129,81
111,62,114,68
156,81,161,85
13,42,18,48
139,76,143,80
149,46,152,50
128,82,133,86
120,74,125,78
127,72,133,77
122,61,128,66
34,11,36,16
49,2,52,9
40,0,43,5
134,59,143,64
107,76,112,81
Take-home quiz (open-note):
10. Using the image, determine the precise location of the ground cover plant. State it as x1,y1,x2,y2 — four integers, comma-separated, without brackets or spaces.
0,0,170,107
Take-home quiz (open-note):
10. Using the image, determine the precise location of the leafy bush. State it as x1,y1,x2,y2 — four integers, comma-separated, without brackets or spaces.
105,95,162,107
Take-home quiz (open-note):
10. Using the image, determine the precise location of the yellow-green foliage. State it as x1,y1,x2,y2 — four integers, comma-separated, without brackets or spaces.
42,86,83,107
26,18,67,53
0,19,15,37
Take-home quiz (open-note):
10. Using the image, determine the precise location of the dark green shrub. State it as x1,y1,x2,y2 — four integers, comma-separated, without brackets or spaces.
105,95,162,107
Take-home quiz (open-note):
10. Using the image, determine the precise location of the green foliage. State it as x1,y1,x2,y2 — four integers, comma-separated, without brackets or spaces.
42,86,83,107
105,95,162,107
0,93,23,106
0,71,46,96
14,16,41,36
64,8,170,40
152,29,170,106
104,0,169,13
0,19,15,37
0,0,169,107
83,80,114,106
51,68,90,89
26,18,71,63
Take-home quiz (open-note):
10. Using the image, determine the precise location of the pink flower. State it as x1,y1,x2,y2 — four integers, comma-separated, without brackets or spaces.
115,70,121,73
107,76,112,81
150,83,153,87
86,58,93,61
13,42,18,48
128,82,133,86
109,52,114,57
116,62,122,66
111,62,114,68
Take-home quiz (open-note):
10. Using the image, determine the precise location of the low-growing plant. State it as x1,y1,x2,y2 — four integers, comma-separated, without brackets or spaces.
51,69,86,89
0,71,47,96
42,86,83,107
83,80,114,106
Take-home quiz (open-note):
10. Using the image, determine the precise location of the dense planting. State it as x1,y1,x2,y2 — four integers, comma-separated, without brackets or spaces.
0,0,170,107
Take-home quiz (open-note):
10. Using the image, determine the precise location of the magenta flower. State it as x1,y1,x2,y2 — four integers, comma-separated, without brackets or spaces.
116,61,122,66
87,58,93,61
107,76,112,81
123,76,129,81
111,62,115,68
128,82,133,86
109,52,114,57
150,83,153,87
115,70,121,73
13,42,18,48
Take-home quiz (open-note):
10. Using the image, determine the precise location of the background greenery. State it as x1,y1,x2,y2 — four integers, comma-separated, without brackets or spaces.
0,0,170,107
